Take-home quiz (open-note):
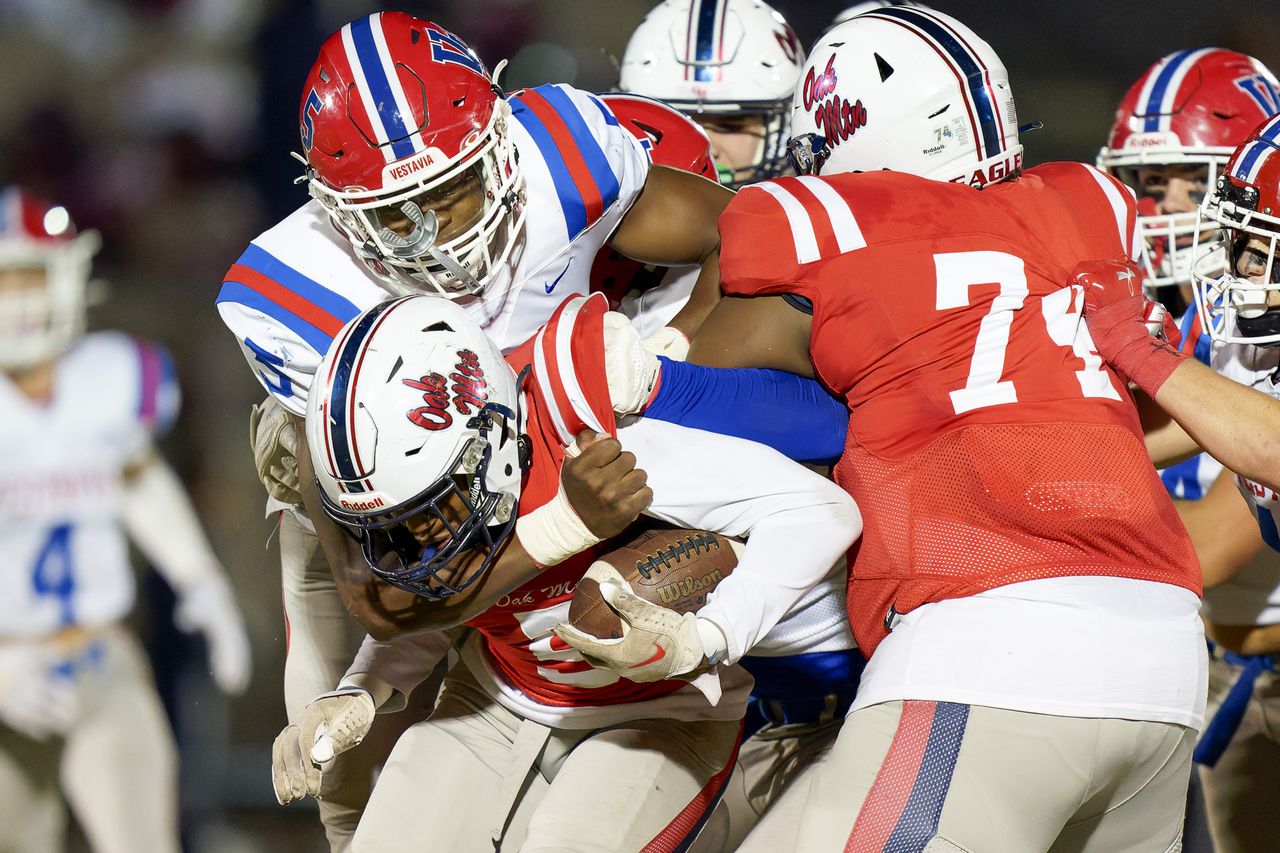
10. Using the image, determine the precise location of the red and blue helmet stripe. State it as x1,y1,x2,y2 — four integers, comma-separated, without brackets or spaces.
511,85,623,240
1133,48,1216,133
322,297,408,493
687,0,728,83
1231,114,1280,185
866,6,1007,163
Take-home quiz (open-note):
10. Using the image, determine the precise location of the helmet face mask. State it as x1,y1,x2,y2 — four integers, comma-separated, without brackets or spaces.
325,428,519,600
307,296,526,600
0,190,99,371
1192,117,1280,347
301,13,527,299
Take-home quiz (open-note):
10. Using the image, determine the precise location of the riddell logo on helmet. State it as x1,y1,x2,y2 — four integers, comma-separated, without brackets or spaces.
949,151,1023,187
339,495,385,511
1123,132,1179,149
801,57,868,148
404,348,489,431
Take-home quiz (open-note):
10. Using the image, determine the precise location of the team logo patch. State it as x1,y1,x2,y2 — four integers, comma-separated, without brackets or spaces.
801,57,868,148
403,348,489,430
1236,74,1280,115
428,28,486,76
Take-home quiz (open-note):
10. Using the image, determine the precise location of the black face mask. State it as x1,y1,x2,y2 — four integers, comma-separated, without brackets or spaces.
1237,310,1280,347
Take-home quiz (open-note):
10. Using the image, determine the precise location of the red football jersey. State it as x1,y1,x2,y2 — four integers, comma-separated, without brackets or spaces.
718,164,1201,655
466,294,681,708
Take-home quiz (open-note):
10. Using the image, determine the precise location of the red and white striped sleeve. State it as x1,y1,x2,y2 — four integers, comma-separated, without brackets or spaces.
529,293,617,447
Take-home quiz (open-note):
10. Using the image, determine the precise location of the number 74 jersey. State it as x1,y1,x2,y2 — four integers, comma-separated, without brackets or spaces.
718,163,1200,654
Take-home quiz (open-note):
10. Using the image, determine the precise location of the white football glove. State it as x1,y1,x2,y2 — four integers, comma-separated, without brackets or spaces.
175,576,252,694
603,312,662,415
643,325,691,362
271,688,376,804
249,397,302,507
0,645,78,740
553,562,719,683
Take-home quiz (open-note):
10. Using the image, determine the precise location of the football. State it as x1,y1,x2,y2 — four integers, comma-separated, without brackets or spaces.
566,527,741,639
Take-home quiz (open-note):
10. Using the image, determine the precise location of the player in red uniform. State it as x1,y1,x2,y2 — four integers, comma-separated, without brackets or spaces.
286,293,858,851
675,9,1205,850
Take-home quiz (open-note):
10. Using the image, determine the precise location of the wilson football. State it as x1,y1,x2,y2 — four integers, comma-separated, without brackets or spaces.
567,527,741,639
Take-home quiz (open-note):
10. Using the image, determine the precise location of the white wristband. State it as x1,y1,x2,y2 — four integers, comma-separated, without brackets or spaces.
516,484,602,567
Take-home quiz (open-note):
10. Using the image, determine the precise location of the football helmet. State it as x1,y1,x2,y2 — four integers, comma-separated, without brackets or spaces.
602,93,717,180
307,295,525,599
787,7,1022,188
618,0,803,187
1099,49,1280,289
829,1,930,31
1191,115,1280,347
299,12,525,299
0,188,99,370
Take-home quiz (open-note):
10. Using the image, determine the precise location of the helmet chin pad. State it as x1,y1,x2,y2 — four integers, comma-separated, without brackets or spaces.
1236,310,1280,346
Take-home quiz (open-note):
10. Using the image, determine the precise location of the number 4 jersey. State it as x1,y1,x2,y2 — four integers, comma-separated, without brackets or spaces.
718,163,1201,655
0,333,179,637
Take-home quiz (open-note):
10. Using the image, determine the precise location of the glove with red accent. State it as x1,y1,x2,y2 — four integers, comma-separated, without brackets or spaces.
553,562,714,683
1073,258,1188,397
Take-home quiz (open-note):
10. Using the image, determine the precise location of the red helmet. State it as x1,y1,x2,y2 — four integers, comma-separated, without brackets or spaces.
589,95,716,308
1099,48,1280,288
601,93,717,180
0,188,99,369
299,12,525,298
1192,115,1280,346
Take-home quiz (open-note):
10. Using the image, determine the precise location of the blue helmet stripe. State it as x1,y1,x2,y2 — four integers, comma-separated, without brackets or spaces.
1142,49,1196,132
348,15,417,161
1233,119,1280,180
876,8,1002,160
327,299,399,490
693,0,719,83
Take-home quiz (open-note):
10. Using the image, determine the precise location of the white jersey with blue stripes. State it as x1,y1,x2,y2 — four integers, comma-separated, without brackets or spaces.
1203,333,1280,625
217,83,649,416
0,332,179,636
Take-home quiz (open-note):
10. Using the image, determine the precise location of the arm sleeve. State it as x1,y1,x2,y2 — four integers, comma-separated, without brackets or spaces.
644,358,848,464
617,417,861,663
340,630,459,714
215,300,320,417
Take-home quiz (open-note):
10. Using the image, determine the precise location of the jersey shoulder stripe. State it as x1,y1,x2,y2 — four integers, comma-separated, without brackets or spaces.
1178,303,1212,364
747,177,865,265
134,338,179,436
510,84,623,240
216,244,361,354
1073,163,1140,260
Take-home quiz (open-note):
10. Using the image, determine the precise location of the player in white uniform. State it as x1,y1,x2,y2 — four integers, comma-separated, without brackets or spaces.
218,12,732,846
0,188,250,853
1085,115,1280,852
283,294,859,851
616,4,862,850
1096,50,1280,852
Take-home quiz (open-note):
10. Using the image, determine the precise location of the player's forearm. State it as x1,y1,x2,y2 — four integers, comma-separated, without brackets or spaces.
120,453,227,592
1154,359,1280,492
666,247,721,341
341,630,457,712
622,418,862,662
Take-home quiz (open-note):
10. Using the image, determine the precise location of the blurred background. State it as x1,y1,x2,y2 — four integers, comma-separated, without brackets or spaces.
0,0,1275,850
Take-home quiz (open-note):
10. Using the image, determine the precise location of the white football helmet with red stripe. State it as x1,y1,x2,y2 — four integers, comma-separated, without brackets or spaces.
306,295,524,599
787,7,1022,189
0,188,99,370
1099,49,1280,290
299,12,525,298
618,0,803,187
1192,115,1280,346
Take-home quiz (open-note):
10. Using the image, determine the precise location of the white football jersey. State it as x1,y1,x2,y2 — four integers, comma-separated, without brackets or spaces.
0,333,179,637
1203,333,1280,625
216,83,650,416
